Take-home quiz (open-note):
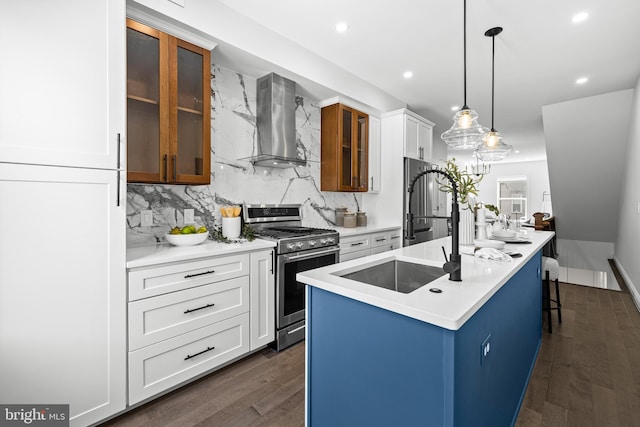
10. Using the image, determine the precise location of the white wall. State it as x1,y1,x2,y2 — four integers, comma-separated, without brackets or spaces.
542,90,633,242
473,160,551,219
615,76,640,307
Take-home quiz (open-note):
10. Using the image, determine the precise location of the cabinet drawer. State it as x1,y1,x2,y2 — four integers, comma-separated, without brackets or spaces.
128,253,249,301
370,244,394,255
339,235,371,255
340,248,371,262
128,313,249,405
371,231,391,248
128,276,249,350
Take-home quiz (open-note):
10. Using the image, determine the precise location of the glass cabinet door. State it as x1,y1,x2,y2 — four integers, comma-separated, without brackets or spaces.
126,21,166,183
355,112,369,191
173,39,210,184
340,107,353,189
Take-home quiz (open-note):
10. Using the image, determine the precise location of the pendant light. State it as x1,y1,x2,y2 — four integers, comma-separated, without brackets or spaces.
469,155,490,177
441,0,488,149
475,27,513,161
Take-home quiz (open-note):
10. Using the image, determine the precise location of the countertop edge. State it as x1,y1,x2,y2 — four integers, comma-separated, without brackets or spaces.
335,224,401,237
126,239,276,269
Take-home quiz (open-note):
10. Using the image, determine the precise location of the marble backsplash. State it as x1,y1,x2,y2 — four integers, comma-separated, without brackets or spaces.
127,65,362,247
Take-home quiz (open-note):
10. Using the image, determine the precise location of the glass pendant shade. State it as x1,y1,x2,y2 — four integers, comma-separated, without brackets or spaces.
474,26,512,161
441,0,487,150
475,129,512,161
441,107,489,150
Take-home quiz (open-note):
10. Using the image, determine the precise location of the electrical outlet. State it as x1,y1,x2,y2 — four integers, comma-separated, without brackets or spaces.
184,209,195,224
141,210,153,227
637,201,640,216
480,334,492,366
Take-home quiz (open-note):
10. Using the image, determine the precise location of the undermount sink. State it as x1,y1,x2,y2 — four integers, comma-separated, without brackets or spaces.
336,258,445,294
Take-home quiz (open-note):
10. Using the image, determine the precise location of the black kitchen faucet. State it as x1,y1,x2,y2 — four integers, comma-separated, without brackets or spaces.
406,169,462,281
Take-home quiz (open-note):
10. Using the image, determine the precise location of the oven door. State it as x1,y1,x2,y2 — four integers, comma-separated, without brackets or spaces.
276,246,340,329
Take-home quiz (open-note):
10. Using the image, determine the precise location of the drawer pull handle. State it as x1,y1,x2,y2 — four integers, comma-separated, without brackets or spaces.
375,238,386,242
184,303,215,314
184,270,216,279
351,242,364,247
185,346,215,361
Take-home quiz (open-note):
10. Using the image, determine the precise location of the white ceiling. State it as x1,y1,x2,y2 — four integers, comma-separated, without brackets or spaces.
215,0,640,163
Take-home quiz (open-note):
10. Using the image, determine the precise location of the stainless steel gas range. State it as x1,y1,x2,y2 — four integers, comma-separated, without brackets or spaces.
244,204,339,351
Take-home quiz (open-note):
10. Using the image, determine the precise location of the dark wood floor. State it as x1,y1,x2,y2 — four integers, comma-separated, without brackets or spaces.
102,282,640,427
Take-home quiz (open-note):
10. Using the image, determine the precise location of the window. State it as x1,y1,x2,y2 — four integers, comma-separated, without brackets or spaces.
497,176,528,220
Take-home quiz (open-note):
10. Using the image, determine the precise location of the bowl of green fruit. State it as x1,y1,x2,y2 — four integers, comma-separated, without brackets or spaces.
165,225,209,246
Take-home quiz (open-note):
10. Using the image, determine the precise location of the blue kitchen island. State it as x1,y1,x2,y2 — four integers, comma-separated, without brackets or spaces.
297,231,554,426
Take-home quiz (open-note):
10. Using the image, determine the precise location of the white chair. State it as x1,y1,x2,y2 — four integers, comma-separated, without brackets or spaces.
541,256,562,332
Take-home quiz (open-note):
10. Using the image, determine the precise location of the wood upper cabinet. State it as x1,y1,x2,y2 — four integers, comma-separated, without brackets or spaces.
321,103,369,192
126,19,211,184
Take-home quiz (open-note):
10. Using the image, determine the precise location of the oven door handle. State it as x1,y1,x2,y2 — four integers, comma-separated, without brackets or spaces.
283,247,340,262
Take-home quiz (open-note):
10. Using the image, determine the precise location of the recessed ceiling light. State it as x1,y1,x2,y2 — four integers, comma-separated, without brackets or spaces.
514,150,520,154
335,22,349,33
572,11,589,23
403,71,413,79
576,77,588,84
451,105,459,111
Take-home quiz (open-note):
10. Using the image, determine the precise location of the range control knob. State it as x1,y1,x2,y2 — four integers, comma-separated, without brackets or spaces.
326,237,336,245
287,243,296,251
320,239,327,245
309,240,317,247
296,242,304,249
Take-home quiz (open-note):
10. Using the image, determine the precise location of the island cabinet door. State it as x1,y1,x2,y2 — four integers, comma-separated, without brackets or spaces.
306,286,449,426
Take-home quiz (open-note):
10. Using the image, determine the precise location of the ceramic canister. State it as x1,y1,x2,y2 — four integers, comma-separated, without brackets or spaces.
335,207,347,226
343,212,357,228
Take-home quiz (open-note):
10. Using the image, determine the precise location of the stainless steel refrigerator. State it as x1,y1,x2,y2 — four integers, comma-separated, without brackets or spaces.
404,156,451,245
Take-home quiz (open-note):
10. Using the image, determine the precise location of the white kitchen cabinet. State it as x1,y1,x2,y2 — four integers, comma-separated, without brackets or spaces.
128,253,250,301
382,109,435,162
418,120,434,161
0,0,125,171
0,1,127,426
250,250,275,350
368,115,382,193
128,276,250,351
370,229,403,254
129,313,249,404
340,234,372,257
127,249,273,405
341,248,373,262
339,228,402,261
0,164,126,426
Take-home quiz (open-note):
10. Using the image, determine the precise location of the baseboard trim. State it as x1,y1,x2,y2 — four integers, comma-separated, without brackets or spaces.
611,257,640,312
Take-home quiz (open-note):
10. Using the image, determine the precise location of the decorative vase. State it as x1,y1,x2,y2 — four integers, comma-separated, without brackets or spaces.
459,208,475,245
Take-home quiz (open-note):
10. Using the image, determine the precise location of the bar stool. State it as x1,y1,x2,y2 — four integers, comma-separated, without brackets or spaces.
541,256,562,332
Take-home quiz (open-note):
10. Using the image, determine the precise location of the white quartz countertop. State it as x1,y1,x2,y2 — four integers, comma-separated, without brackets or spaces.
334,224,401,237
298,230,554,330
127,239,276,269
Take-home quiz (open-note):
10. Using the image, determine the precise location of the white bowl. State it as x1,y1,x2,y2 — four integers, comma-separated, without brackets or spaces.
491,229,517,239
165,232,209,246
474,239,506,249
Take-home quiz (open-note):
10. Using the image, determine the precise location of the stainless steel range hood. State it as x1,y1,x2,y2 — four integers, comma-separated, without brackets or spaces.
248,73,306,168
